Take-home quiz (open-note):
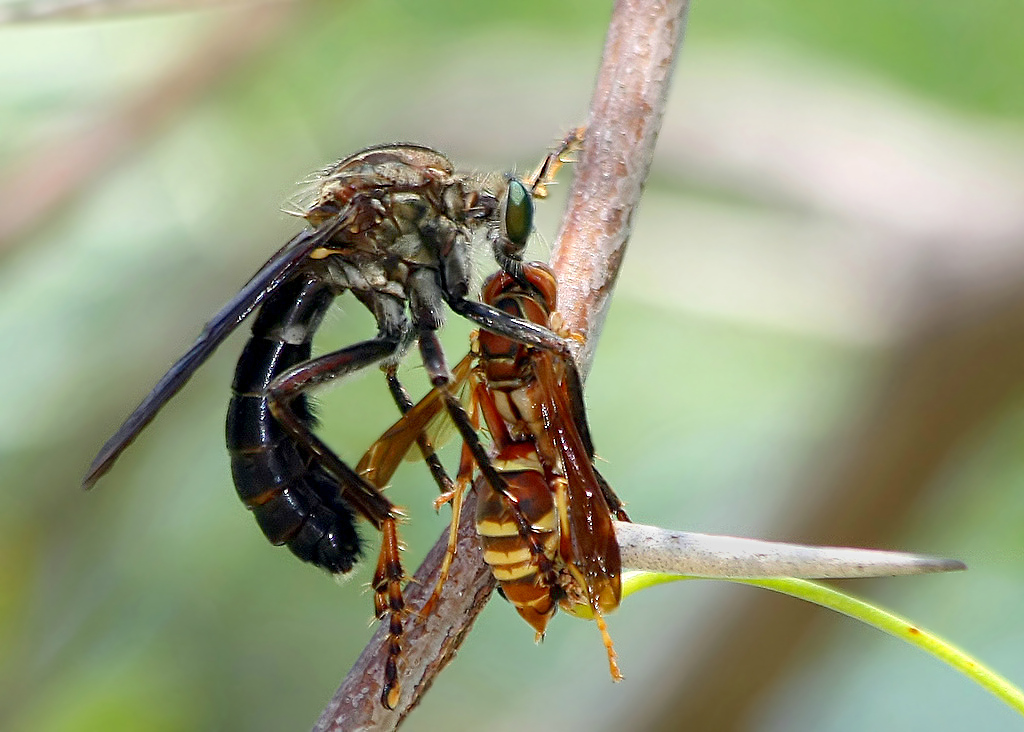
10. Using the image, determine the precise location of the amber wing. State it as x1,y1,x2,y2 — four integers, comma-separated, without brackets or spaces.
534,350,622,614
357,354,475,488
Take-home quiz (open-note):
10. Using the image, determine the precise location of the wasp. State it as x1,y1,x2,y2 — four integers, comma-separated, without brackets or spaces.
83,130,584,708
359,260,630,683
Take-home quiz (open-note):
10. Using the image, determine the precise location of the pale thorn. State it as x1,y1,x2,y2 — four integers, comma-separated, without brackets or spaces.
614,521,966,579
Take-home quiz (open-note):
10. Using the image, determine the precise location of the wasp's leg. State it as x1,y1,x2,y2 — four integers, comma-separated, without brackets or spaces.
421,419,478,618
265,335,410,710
545,347,631,523
417,329,557,585
557,357,633,522
594,468,630,523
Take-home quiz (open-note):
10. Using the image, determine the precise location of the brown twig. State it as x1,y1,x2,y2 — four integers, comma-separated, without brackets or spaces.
551,0,691,372
314,1,691,729
312,490,495,731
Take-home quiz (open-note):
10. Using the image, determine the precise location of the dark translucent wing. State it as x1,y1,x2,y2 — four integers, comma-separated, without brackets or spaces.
357,354,475,488
535,350,621,612
83,219,349,489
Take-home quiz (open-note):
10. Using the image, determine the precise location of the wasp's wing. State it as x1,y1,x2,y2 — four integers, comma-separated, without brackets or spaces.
557,352,629,521
83,217,352,489
357,354,475,488
535,351,622,613
407,360,476,463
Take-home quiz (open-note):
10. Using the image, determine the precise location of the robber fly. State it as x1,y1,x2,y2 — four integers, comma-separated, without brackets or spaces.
83,129,583,709
359,260,630,683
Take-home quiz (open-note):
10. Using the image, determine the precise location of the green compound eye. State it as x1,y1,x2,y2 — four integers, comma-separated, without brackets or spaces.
504,179,534,249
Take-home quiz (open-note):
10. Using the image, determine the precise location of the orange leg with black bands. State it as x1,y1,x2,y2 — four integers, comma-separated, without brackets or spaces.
373,518,406,709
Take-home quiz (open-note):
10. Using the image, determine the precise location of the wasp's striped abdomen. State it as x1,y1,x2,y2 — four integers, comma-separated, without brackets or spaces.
475,466,561,636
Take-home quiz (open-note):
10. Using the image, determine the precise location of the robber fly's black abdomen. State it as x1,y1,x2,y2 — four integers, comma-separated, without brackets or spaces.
225,273,361,574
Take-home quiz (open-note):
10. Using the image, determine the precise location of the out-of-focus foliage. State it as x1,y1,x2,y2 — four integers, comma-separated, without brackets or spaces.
1,1,1023,731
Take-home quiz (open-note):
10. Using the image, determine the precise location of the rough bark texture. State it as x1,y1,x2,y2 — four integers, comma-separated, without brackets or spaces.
551,0,690,372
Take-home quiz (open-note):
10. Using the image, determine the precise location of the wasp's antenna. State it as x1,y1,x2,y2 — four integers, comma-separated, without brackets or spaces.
526,127,585,198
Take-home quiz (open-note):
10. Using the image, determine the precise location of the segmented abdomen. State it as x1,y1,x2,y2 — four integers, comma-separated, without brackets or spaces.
475,457,561,636
225,275,361,574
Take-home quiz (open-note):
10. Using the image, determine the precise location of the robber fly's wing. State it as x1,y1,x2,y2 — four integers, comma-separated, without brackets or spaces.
357,353,475,488
83,216,352,489
535,350,622,613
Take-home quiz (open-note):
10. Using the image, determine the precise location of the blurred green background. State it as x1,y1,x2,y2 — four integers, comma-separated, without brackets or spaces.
2,1,1023,730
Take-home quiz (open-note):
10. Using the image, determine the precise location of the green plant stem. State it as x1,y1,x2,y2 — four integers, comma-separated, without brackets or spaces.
617,572,1024,716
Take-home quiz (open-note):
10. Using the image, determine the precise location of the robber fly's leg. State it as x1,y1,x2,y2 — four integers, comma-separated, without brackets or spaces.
524,126,585,198
383,361,475,618
267,337,403,523
383,365,456,496
450,297,586,412
266,335,408,710
418,329,557,585
371,517,405,709
449,297,594,443
448,297,572,359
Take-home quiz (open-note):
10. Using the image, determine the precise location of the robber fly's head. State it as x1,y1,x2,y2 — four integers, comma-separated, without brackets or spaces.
468,172,535,274
481,128,583,273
